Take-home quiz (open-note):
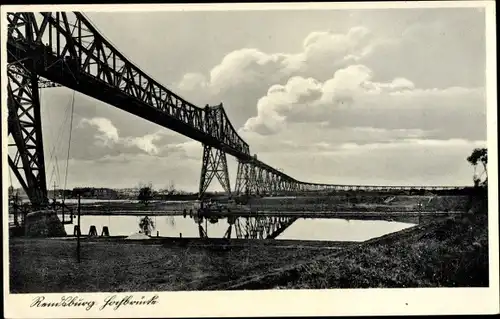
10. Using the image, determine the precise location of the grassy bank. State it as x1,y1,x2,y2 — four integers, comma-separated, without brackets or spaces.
9,237,348,293
217,214,488,290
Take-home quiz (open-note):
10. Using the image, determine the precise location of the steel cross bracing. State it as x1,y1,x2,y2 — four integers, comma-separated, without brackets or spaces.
7,55,49,207
199,144,231,198
7,11,468,207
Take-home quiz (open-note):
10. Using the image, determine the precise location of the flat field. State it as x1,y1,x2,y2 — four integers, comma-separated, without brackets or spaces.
9,238,348,292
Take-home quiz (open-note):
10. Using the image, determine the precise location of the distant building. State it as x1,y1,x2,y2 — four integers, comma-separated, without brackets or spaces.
115,188,140,199
72,187,118,199
48,189,72,199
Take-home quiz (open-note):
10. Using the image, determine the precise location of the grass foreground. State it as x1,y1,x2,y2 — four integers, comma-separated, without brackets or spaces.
10,214,488,292
218,214,489,290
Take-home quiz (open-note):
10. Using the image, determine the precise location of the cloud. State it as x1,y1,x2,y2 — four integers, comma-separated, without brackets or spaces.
173,26,382,128
71,117,195,161
123,132,163,155
239,64,485,141
174,19,485,139
357,10,485,89
79,117,120,146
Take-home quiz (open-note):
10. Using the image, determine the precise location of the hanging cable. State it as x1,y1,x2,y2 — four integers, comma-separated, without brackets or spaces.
55,155,61,188
47,94,73,187
62,90,76,203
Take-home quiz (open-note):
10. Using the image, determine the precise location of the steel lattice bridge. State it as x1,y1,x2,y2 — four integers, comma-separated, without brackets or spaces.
6,12,468,239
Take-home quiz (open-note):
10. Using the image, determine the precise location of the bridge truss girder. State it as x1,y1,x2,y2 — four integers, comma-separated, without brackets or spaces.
234,158,467,196
7,11,251,158
235,160,299,196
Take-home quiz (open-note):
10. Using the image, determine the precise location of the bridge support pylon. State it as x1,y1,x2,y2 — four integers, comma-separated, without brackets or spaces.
235,160,250,196
7,54,48,208
199,144,231,199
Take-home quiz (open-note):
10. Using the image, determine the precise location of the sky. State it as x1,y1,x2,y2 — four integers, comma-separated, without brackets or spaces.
7,7,488,192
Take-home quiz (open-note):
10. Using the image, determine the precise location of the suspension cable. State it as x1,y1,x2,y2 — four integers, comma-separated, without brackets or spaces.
47,94,72,187
62,90,76,203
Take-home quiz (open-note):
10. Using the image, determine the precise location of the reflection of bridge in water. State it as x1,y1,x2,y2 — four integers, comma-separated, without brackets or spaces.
7,12,471,239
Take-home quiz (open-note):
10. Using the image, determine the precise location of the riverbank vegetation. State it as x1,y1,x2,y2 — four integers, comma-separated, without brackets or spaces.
273,213,488,289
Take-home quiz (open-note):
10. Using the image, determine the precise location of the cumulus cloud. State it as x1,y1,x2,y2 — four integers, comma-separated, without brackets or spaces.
128,134,161,155
74,117,194,160
204,26,376,91
173,26,384,128
79,117,120,146
240,64,485,141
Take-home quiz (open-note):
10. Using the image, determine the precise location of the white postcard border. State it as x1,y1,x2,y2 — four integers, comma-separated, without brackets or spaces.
2,1,498,318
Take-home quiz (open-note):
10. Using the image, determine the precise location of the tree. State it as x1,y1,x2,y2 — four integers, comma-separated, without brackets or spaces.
138,216,155,236
167,180,176,195
137,182,153,206
8,186,15,197
467,148,488,187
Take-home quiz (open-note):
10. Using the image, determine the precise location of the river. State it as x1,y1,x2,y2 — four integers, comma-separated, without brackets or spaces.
52,214,415,241
8,198,417,241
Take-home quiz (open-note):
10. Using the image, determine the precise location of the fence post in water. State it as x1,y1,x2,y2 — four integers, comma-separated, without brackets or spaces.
88,225,98,237
157,230,159,237
101,226,110,237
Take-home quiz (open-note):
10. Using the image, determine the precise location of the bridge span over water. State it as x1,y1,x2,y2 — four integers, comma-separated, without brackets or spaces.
7,12,471,238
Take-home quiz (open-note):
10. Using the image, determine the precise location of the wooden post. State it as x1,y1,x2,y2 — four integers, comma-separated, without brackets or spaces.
77,193,81,263
62,200,65,224
13,194,18,227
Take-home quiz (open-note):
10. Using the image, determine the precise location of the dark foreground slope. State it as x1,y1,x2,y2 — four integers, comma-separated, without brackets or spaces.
9,237,350,293
214,213,488,290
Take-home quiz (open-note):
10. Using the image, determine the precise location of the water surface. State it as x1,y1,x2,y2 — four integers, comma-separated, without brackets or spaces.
58,215,415,241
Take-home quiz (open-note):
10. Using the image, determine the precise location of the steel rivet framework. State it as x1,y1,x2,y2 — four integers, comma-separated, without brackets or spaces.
198,104,232,198
7,13,49,208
